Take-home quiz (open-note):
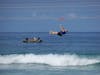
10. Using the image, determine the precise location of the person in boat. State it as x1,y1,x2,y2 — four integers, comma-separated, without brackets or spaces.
37,37,40,40
25,38,29,41
32,37,37,41
24,37,38,42
32,37,41,41
50,25,68,36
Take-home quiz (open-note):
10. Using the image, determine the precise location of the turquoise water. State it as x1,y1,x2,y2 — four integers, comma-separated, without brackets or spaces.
0,32,100,75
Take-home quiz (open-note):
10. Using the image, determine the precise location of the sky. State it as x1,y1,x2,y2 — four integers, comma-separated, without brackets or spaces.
0,0,100,32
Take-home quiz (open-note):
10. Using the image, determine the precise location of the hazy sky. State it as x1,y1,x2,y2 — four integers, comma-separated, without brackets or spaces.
0,0,100,32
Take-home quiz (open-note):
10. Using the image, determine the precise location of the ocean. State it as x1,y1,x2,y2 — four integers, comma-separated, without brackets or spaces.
0,32,100,75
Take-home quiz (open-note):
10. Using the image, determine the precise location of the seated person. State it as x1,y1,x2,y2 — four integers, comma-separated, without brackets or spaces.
25,38,29,40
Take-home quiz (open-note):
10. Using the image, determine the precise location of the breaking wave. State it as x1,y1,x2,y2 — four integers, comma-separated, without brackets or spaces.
0,54,100,66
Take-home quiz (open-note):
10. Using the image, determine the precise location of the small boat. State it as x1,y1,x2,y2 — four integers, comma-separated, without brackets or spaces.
22,37,42,43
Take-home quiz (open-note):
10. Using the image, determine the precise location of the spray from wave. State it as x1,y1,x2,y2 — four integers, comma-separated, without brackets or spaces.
0,54,100,66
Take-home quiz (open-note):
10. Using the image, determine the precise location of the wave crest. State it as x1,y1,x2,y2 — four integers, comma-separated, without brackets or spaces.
0,54,99,66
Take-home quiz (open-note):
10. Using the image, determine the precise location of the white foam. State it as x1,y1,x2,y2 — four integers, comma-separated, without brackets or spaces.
0,54,99,66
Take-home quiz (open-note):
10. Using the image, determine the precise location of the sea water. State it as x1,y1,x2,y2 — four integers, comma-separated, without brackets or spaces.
0,32,100,75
